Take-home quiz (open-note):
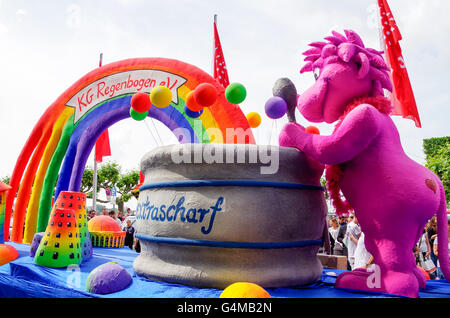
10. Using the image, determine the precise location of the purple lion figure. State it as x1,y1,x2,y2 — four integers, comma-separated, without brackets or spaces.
278,30,449,298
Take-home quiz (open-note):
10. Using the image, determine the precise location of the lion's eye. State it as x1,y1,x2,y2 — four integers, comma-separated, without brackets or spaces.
313,68,320,80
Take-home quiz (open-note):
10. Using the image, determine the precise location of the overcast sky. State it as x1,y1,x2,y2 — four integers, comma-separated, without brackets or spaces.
0,0,449,182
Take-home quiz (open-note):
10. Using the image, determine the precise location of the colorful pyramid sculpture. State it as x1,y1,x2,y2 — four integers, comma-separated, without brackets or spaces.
34,208,82,267
54,191,93,261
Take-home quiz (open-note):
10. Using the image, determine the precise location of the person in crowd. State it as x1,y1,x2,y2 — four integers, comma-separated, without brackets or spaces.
416,227,437,279
328,217,340,255
134,238,141,253
353,232,374,270
126,208,132,217
101,208,108,216
336,215,348,255
417,227,432,261
345,213,361,270
432,217,450,280
426,216,438,267
87,210,97,221
123,219,135,249
336,214,351,269
108,210,122,227
117,211,124,222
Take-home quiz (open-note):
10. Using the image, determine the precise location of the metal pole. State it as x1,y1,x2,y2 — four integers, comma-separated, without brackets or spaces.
212,14,217,76
93,159,97,212
92,53,103,212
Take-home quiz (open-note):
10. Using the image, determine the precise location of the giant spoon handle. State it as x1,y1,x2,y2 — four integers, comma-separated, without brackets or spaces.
272,78,298,123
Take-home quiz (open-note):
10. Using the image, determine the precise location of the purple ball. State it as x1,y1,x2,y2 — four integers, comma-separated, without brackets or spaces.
265,96,287,119
86,262,132,294
30,232,45,257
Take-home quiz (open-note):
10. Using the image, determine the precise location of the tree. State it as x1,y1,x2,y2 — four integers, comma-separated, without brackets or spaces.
423,137,450,206
116,169,140,212
81,161,139,210
1,176,10,185
97,162,121,191
80,167,94,196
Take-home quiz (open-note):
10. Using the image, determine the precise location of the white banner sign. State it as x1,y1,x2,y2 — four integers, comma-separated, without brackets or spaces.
66,69,187,123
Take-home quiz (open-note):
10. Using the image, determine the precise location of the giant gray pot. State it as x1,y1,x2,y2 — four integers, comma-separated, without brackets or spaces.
133,143,327,288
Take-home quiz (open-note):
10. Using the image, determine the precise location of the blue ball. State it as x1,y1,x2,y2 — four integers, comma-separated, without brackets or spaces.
184,105,203,118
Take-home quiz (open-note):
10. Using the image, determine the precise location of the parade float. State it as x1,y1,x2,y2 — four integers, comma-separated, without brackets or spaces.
0,4,449,299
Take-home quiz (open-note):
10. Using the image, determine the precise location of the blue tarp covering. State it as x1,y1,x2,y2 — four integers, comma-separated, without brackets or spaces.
1,242,449,298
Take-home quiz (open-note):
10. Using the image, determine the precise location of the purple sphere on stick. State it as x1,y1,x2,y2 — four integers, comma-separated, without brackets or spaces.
265,96,287,119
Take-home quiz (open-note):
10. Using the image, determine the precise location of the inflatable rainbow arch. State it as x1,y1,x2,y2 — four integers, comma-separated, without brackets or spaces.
4,58,254,244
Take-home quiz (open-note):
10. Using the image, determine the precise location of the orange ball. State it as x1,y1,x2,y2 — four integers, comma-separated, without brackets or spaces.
0,244,19,266
246,112,261,128
305,125,320,135
194,83,217,107
185,91,203,112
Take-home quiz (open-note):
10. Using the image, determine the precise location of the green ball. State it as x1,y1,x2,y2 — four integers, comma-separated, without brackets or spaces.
225,82,247,104
130,108,148,121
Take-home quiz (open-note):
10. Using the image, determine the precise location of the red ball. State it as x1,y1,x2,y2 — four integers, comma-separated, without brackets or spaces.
305,126,320,135
131,92,151,113
185,91,203,112
416,265,430,280
193,83,217,107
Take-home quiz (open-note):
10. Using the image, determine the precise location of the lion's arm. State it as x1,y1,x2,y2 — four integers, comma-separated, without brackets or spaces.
282,104,382,165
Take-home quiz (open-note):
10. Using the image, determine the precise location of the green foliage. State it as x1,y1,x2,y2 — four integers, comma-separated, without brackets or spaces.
80,167,94,194
423,137,450,205
320,176,329,200
1,175,10,185
98,162,121,189
117,170,140,203
81,161,139,206
423,137,450,159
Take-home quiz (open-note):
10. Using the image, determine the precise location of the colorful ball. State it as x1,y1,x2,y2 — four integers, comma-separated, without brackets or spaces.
88,215,122,232
130,92,151,113
225,82,247,104
0,244,19,266
30,232,45,257
194,83,217,107
86,262,132,294
185,91,203,112
305,125,320,135
220,282,271,298
417,265,430,280
150,86,172,108
184,105,203,119
130,108,148,121
265,96,287,119
246,112,261,128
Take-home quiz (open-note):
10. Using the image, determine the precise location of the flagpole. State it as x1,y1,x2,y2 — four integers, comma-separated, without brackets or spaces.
212,14,217,76
92,53,103,212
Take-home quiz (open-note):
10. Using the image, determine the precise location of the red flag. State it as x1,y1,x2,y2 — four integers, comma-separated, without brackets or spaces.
95,129,111,163
213,16,230,88
378,0,421,127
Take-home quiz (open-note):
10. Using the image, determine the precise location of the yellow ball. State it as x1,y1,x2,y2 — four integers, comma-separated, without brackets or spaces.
246,112,261,128
150,86,172,108
220,282,271,298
